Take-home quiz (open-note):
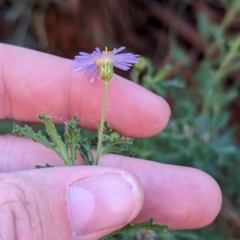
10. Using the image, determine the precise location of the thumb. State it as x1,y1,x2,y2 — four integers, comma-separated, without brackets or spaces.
0,166,144,240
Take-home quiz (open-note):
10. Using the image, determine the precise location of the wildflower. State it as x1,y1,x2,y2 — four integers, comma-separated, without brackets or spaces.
72,46,139,82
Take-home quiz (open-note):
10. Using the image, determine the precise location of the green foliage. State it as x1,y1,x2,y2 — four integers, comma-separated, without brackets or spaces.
100,121,134,156
14,114,71,166
13,114,93,166
103,218,168,240
64,115,81,165
129,4,240,239
12,115,168,238
78,136,94,166
12,114,134,167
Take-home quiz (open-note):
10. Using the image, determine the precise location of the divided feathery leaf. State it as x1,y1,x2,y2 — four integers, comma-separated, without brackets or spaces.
12,125,65,158
101,121,133,156
78,136,94,165
13,114,70,166
64,116,81,165
38,113,69,165
13,117,133,166
13,125,53,148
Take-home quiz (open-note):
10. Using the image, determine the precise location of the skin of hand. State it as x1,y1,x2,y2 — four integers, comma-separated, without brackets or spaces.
0,44,222,240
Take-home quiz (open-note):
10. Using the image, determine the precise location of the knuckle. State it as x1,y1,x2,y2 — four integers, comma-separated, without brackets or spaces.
0,174,43,240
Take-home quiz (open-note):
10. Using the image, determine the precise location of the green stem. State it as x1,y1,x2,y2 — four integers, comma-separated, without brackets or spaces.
220,1,240,30
94,80,109,165
206,1,240,58
214,36,240,83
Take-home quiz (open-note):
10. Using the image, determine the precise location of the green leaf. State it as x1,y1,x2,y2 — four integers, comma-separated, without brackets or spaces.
78,136,94,165
13,114,70,166
64,116,81,165
38,113,70,165
100,122,134,156
103,218,168,239
152,64,172,83
13,125,53,148
161,79,186,89
13,125,66,161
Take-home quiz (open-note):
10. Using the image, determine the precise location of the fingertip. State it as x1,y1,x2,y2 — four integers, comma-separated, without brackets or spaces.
99,156,222,230
193,169,222,227
105,75,171,137
151,94,171,135
160,166,222,230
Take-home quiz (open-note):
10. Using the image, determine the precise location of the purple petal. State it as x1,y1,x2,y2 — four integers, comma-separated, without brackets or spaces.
95,47,101,53
111,46,125,55
114,53,139,59
114,63,130,71
88,68,98,83
79,52,91,56
86,64,98,76
71,62,94,72
75,55,93,60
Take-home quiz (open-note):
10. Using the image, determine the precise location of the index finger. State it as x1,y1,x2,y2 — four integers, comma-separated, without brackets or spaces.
0,44,170,138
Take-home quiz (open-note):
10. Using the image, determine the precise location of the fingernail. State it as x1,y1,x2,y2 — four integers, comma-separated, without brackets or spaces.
68,172,142,236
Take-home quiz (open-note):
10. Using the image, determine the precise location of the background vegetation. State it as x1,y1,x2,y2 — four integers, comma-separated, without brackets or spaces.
1,0,240,239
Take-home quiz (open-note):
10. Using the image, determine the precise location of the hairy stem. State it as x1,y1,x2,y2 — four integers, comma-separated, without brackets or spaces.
94,81,109,165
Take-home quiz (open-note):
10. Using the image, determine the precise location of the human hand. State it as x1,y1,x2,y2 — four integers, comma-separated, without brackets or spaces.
0,44,222,240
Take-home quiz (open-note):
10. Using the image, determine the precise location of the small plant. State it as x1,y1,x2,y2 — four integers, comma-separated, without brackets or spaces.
13,46,168,239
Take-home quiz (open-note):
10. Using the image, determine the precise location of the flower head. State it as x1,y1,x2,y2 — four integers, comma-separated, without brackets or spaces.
71,46,139,82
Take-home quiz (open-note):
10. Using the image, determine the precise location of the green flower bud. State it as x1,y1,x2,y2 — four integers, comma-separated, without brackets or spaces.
98,61,114,81
134,57,147,72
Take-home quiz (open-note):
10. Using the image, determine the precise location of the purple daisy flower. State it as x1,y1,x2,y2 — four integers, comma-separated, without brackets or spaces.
71,46,139,83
